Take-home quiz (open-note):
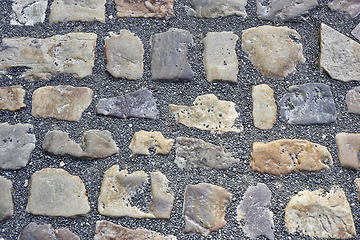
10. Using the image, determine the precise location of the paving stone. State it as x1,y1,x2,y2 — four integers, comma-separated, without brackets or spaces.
351,23,360,41
252,84,276,130
54,228,80,240
242,25,305,78
203,32,238,83
0,33,97,79
0,122,36,170
0,85,25,111
129,130,174,156
256,0,318,21
285,188,356,239
237,183,274,240
187,0,247,18
150,28,194,82
320,23,360,82
355,178,360,202
105,30,144,80
175,137,238,169
335,132,360,170
115,0,174,18
346,86,360,114
32,85,93,121
328,0,360,18
10,0,47,25
42,130,83,158
0,176,13,221
279,83,336,125
169,94,241,133
26,168,90,217
251,139,333,175
96,89,158,119
49,0,105,23
19,222,79,240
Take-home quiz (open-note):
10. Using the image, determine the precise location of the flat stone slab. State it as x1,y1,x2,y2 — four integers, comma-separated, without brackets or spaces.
320,23,360,82
203,32,238,83
150,28,194,82
0,32,97,79
335,132,360,170
351,23,360,41
19,222,79,240
115,0,174,18
0,85,25,111
0,122,36,170
175,137,238,169
10,0,47,25
251,139,333,175
105,30,144,80
183,183,231,236
49,0,105,23
187,0,247,18
26,168,90,217
252,84,276,129
328,0,360,18
346,86,360,114
285,188,356,239
169,94,241,133
242,25,305,78
355,178,360,202
279,83,336,125
129,130,174,156
96,89,158,119
0,176,13,221
237,183,274,240
256,0,318,21
32,85,93,121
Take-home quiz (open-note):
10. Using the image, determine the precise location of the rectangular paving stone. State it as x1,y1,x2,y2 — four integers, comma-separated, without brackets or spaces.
10,0,47,25
115,0,174,18
187,0,247,18
252,84,276,129
0,85,25,111
0,176,13,221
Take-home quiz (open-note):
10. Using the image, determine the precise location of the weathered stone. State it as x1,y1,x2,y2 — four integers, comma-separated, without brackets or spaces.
0,122,36,170
43,130,83,158
49,0,105,23
335,132,360,170
105,30,144,80
355,178,360,202
285,188,356,239
169,94,241,133
203,32,238,83
346,86,360,114
320,23,360,82
129,130,174,156
150,28,194,82
351,23,360,41
26,168,90,217
328,0,360,18
0,33,97,79
115,0,174,18
96,89,158,119
32,85,93,121
0,85,25,111
19,222,79,240
242,25,305,78
175,137,238,169
237,183,274,240
94,220,176,240
10,0,47,26
187,0,247,18
0,176,13,221
54,229,80,240
250,139,333,175
279,83,336,125
256,0,318,21
252,84,276,129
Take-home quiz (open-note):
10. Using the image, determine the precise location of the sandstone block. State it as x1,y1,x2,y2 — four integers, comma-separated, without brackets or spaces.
346,86,360,114
10,0,47,26
187,0,247,18
0,85,26,111
335,132,360,170
129,130,174,156
328,0,360,18
252,84,276,129
0,176,13,221
115,0,174,18
19,222,79,240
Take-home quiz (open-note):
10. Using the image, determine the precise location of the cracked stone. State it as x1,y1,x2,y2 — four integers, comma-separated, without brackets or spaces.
252,84,276,130
328,0,360,18
11,0,47,26
351,23,360,41
186,0,247,18
129,130,174,156
0,85,25,111
115,0,174,18
0,176,13,222
19,222,79,240
355,178,360,202
346,86,360,114
335,132,360,170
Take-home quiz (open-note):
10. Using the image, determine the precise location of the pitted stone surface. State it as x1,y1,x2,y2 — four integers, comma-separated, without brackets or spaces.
19,222,79,240
252,84,276,129
351,23,360,41
335,132,360,170
96,89,158,119
346,86,360,114
129,130,174,156
11,0,47,26
115,0,174,18
355,178,360,202
279,83,336,125
0,85,25,111
0,176,13,221
187,0,247,18
328,0,360,18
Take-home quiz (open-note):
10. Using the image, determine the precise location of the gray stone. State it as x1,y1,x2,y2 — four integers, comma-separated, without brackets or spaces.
187,0,247,18
252,84,277,130
0,85,26,111
351,23,360,41
19,222,79,240
328,0,360,18
0,176,13,221
279,83,336,125
335,132,360,170
346,86,360,114
42,130,83,158
11,0,47,26
0,122,36,170
237,183,274,240
96,89,158,119
115,0,174,18
150,28,194,82
54,229,80,240
129,130,174,156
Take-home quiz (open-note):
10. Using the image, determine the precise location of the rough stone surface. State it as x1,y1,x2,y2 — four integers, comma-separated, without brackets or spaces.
0,33,97,79
26,168,90,217
175,137,238,169
250,139,333,175
187,0,247,18
105,30,144,80
237,183,274,240
115,0,174,18
279,83,336,125
346,86,360,114
0,176,13,221
183,183,231,236
150,28,194,82
351,23,360,41
54,228,80,240
256,0,318,21
0,122,36,170
169,94,241,133
335,132,360,170
0,85,25,111
19,222,80,240
328,0,360,18
252,84,276,129
355,178,360,202
242,25,305,78
285,188,356,239
203,32,238,83
10,0,47,26
320,23,360,82
96,89,158,119
42,130,83,158
32,85,93,121
129,130,174,156
49,0,105,23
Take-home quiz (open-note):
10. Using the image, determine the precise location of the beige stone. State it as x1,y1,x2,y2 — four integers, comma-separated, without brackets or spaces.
352,23,360,41
11,0,47,26
335,132,360,170
115,0,174,18
242,25,305,78
187,0,247,18
328,0,360,18
252,84,276,129
0,176,13,221
250,139,333,175
285,188,356,239
355,178,360,202
0,86,25,111
169,94,241,133
129,130,174,156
